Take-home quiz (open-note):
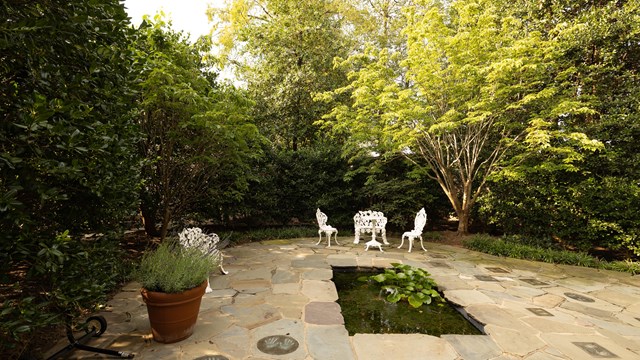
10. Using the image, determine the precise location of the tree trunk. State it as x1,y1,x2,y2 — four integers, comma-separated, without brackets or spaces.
159,205,172,242
457,209,470,235
140,202,160,237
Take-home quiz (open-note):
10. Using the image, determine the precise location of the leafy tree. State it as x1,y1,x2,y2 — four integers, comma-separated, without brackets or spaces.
210,0,350,150
133,16,261,240
479,0,640,256
319,0,602,234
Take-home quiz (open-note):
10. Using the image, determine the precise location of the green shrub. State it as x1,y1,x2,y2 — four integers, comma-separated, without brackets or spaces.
134,241,218,293
463,235,639,274
0,232,131,356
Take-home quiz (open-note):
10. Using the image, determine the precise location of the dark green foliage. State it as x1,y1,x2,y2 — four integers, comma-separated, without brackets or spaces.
1,0,141,241
219,226,318,244
1,0,140,355
464,235,639,274
479,0,640,257
360,263,444,308
479,173,640,256
347,154,451,231
0,232,132,355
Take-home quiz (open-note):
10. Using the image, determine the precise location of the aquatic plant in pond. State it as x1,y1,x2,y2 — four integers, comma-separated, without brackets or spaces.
360,263,444,308
334,267,482,336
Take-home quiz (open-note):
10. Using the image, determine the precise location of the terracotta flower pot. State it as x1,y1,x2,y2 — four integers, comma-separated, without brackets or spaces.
140,280,207,343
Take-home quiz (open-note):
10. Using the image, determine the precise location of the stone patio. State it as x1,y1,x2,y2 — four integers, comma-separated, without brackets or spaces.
46,238,640,359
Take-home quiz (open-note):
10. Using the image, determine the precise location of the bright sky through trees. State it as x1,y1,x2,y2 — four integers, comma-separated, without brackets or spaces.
122,0,223,43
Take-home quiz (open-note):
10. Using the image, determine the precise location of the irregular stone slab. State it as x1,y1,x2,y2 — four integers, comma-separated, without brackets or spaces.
233,292,268,306
191,311,234,342
229,279,271,292
590,288,640,308
429,261,453,269
444,290,495,307
465,304,530,330
301,280,338,302
232,268,274,281
292,258,329,269
431,275,474,291
356,255,377,268
441,335,501,360
265,293,308,319
554,277,608,293
326,254,358,267
210,325,251,359
560,301,618,321
625,302,640,316
221,303,281,329
532,293,565,308
352,334,459,360
200,297,234,313
614,311,640,329
372,258,398,268
522,317,595,334
306,325,354,360
105,297,145,314
302,268,333,280
206,289,238,298
593,327,640,353
484,324,546,356
523,351,567,360
250,319,306,360
261,239,296,245
304,302,344,325
273,283,300,295
504,286,546,300
520,278,550,286
272,269,299,284
541,333,640,359
588,317,640,336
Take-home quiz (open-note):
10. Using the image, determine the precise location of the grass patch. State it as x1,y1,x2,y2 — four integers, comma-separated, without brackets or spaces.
463,234,640,275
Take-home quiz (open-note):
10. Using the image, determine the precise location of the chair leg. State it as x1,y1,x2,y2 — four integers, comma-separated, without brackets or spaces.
219,264,229,275
419,235,427,251
382,229,388,245
398,235,405,249
408,237,413,253
316,231,323,245
333,231,340,245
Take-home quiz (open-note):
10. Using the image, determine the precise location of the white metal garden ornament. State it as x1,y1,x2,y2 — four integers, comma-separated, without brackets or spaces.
398,208,427,252
316,208,339,247
178,227,228,293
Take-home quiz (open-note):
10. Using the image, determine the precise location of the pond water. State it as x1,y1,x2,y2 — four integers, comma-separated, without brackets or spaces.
333,267,483,336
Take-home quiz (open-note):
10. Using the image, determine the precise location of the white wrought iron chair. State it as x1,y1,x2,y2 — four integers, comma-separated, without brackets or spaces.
398,208,427,252
178,227,229,293
316,208,339,247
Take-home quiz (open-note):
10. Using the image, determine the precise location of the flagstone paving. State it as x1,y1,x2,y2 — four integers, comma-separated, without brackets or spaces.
46,238,640,359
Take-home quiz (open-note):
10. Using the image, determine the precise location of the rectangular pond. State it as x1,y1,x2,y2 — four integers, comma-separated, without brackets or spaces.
333,267,483,337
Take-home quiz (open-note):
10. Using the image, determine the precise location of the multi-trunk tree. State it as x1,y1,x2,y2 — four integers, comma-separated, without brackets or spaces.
318,0,602,234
